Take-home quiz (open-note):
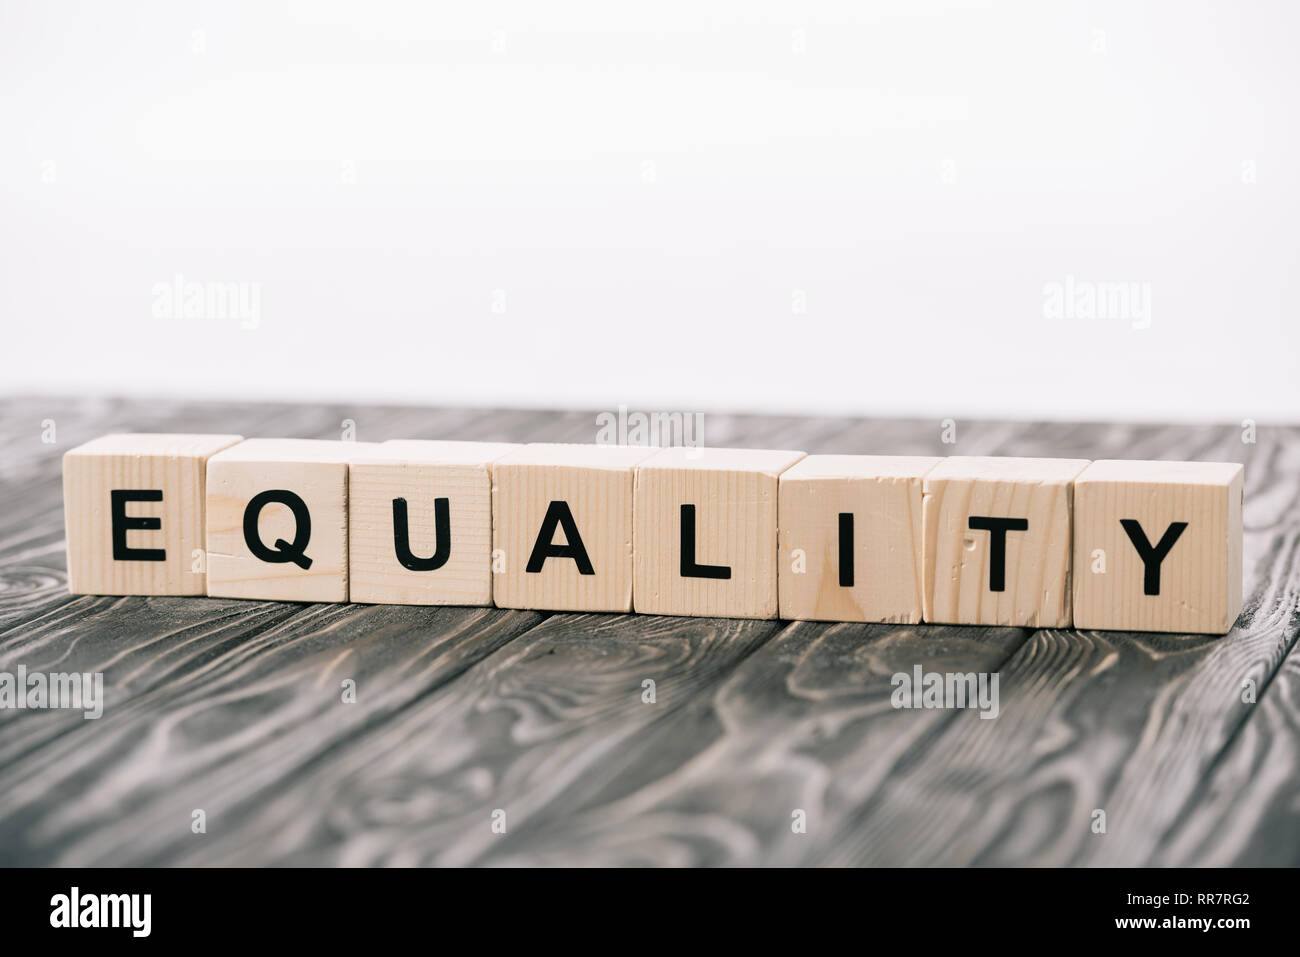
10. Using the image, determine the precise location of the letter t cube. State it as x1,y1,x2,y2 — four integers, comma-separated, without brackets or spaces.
922,456,1090,627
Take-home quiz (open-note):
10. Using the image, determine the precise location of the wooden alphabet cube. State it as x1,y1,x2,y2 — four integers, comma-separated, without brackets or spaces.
63,433,244,595
923,456,1090,627
349,440,519,606
1072,460,1244,634
492,444,656,612
206,439,365,603
634,446,806,619
778,455,941,622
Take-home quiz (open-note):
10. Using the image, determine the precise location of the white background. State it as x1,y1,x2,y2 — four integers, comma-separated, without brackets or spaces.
3,0,1297,422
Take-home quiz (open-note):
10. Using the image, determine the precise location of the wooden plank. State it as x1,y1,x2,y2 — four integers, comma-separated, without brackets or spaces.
1156,630,1300,866
454,419,1293,866
0,409,866,864
1,398,1296,866
0,597,305,766
0,603,542,865
811,423,1299,866
453,421,1042,864
132,414,869,863
0,400,560,865
147,417,1039,864
1149,449,1300,866
469,620,1028,866
156,613,786,866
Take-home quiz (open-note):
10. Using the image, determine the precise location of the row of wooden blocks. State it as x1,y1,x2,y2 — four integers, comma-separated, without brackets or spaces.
62,434,1245,634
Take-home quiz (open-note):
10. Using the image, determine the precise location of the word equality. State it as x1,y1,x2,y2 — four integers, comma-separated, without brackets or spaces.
62,436,1245,634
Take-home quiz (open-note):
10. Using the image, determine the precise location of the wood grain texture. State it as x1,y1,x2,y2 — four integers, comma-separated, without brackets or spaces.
0,602,540,866
778,455,940,623
62,433,244,595
471,620,1030,866
348,441,519,606
816,423,1299,867
0,398,1297,866
1072,459,1244,634
633,446,806,619
922,456,1089,628
491,444,656,613
172,613,784,866
1157,636,1300,866
205,439,358,603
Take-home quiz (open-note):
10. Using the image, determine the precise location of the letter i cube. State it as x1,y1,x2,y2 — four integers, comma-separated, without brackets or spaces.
63,433,244,595
1072,460,1244,634
778,455,940,622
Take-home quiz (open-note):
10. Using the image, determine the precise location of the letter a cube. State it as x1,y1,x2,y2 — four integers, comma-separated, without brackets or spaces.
492,444,656,612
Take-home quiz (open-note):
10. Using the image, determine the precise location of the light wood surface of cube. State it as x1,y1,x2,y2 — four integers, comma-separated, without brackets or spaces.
923,456,1090,627
1072,459,1244,634
635,446,806,619
492,444,656,612
64,433,244,595
779,454,941,622
349,440,519,605
206,438,364,603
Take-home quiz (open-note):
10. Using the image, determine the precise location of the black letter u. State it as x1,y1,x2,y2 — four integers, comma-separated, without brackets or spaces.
392,497,451,571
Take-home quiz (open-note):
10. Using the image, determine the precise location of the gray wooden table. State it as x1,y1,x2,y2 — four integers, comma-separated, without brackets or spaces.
1,396,1296,866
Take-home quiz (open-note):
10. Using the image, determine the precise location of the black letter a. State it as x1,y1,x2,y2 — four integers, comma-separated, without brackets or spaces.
526,501,595,575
